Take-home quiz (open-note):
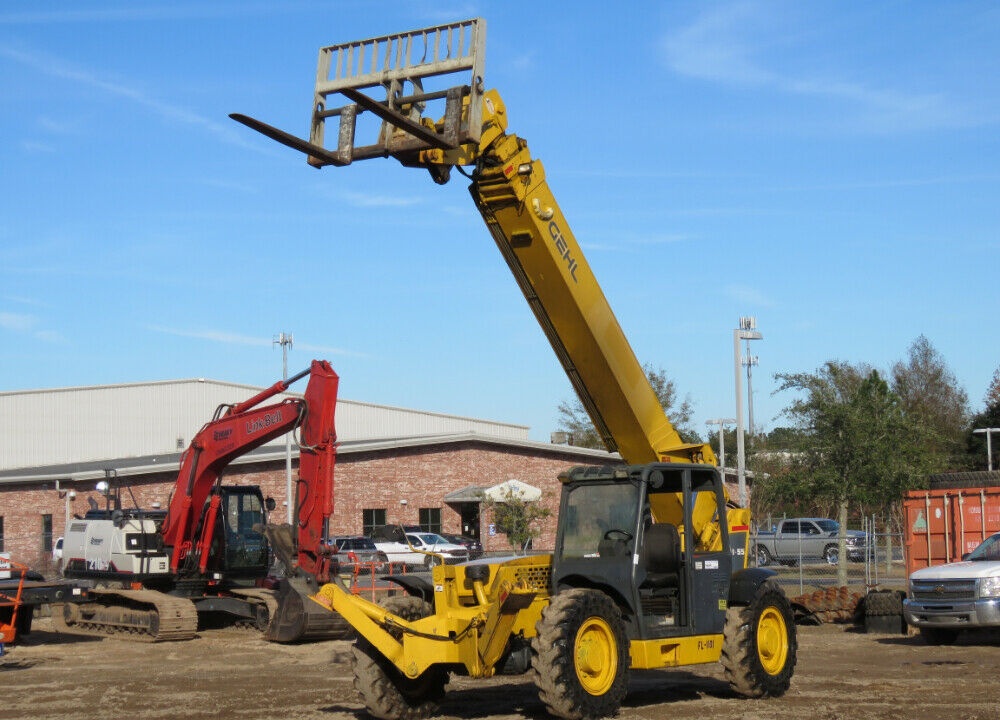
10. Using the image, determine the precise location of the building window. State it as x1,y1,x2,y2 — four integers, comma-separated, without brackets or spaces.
42,513,54,553
419,508,441,534
363,508,386,537
0,516,4,552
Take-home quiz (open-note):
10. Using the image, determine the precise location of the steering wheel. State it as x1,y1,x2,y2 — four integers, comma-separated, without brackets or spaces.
603,529,633,542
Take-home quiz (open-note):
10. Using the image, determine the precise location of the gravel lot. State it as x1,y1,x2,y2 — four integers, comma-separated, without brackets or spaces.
3,617,1000,720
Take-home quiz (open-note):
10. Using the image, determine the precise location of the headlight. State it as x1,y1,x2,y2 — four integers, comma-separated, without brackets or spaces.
980,576,1000,598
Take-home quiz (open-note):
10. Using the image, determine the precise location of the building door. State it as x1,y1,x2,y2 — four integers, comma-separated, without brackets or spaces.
459,503,481,540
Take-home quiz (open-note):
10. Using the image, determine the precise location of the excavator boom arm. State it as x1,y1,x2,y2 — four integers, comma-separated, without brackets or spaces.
159,360,339,576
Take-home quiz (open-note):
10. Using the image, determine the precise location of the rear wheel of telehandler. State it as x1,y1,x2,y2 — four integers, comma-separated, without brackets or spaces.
351,595,448,720
721,580,797,698
531,588,629,720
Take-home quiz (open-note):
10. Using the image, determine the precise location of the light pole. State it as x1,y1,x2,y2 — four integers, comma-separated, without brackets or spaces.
973,428,1000,471
705,418,736,476
734,317,762,508
743,353,759,438
274,332,294,524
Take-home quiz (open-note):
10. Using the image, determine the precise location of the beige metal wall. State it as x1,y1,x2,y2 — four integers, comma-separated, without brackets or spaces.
0,380,529,472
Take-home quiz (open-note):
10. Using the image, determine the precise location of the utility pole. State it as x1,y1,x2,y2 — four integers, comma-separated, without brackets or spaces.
734,317,762,508
705,418,736,476
274,332,294,523
973,428,1000,471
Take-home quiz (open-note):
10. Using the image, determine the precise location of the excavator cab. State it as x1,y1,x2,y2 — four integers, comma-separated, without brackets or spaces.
211,486,271,578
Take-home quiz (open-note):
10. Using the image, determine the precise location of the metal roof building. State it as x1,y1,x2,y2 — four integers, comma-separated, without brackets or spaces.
0,378,532,480
0,376,619,564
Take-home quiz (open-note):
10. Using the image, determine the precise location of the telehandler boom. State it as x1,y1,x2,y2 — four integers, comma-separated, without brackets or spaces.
233,18,795,719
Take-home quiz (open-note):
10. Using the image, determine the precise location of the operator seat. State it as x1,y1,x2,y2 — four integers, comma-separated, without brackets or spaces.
639,523,681,588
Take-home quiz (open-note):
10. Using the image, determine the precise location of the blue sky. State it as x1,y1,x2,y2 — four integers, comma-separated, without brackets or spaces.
2,2,998,446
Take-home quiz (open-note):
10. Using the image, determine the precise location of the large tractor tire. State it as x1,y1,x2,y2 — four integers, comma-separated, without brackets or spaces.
351,595,448,720
721,580,797,698
530,588,630,720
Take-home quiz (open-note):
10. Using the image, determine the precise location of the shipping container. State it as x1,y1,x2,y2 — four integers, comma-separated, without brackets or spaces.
903,472,1000,576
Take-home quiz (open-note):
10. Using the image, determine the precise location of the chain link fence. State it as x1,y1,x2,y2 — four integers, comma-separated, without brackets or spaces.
749,518,907,597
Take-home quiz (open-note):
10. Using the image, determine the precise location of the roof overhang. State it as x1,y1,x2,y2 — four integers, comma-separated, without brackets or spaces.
0,432,622,487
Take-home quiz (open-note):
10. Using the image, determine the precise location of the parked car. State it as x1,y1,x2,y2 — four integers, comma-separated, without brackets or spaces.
328,536,389,574
904,531,1000,645
753,518,871,566
373,532,469,568
438,533,483,560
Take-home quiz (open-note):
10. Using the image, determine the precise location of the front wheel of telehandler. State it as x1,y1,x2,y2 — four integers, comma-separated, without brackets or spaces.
351,595,448,720
721,580,797,698
531,588,630,720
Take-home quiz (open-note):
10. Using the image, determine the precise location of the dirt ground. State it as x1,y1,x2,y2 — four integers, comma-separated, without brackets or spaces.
3,617,1000,720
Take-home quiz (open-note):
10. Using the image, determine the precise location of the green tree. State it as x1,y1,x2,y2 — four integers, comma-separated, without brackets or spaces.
556,364,698,450
967,370,1000,469
985,368,1000,410
748,426,817,522
891,335,969,471
775,362,918,583
482,487,552,552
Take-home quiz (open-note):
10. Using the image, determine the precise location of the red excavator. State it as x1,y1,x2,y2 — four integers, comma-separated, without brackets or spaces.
59,359,346,642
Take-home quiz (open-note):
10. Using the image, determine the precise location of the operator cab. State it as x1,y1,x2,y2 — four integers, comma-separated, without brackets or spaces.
552,463,733,641
207,486,271,579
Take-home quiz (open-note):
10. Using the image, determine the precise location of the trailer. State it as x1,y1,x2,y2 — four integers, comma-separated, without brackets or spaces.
0,553,90,647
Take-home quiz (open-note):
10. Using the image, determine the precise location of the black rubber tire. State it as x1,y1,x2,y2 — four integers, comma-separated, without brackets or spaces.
824,545,839,565
351,595,447,720
753,545,772,567
530,588,630,720
722,580,797,698
865,590,903,617
928,471,1000,490
920,627,959,646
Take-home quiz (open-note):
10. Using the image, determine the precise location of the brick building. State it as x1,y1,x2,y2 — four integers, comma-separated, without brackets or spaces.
0,377,619,570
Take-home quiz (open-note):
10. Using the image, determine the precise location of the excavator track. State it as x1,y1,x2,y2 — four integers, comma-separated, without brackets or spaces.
52,588,198,642
229,587,279,631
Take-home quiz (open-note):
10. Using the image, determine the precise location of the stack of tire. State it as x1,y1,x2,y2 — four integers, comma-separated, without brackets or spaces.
863,589,906,634
790,586,865,624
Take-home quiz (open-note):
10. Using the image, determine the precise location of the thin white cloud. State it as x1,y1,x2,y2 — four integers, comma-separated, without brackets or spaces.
3,295,51,309
0,4,282,25
0,311,35,332
0,45,261,150
296,341,368,358
147,325,362,357
20,139,56,154
659,1,969,133
148,325,271,347
0,310,65,343
725,284,775,308
342,191,422,208
580,232,691,253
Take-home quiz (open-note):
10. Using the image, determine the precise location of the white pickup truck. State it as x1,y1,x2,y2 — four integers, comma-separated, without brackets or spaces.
903,531,1000,644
